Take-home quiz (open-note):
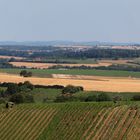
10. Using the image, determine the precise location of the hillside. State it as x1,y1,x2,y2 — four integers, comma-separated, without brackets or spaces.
0,102,139,140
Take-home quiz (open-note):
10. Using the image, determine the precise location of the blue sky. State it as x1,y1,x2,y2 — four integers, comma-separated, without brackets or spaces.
0,0,140,42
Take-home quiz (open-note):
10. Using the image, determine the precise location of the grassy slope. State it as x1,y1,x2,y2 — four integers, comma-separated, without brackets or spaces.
0,102,139,140
1,68,140,78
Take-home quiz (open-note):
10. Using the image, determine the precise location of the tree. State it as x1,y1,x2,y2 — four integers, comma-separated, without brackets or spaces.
6,83,20,95
20,70,32,77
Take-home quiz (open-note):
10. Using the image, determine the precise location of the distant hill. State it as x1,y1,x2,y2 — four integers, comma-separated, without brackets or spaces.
0,41,139,46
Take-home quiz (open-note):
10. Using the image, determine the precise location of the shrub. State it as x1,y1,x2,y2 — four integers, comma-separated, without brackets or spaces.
10,94,24,104
62,85,83,94
113,96,122,103
6,83,20,95
85,95,97,102
132,95,140,101
54,95,79,102
96,93,111,102
9,93,34,104
0,98,6,104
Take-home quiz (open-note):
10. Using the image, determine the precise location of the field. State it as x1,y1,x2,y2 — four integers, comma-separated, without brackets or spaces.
10,61,111,69
0,102,139,140
1,68,140,78
9,59,133,69
0,55,24,60
1,73,140,92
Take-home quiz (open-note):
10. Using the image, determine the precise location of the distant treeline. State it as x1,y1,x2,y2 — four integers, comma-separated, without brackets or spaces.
0,82,64,89
30,49,140,59
48,64,140,72
1,47,140,59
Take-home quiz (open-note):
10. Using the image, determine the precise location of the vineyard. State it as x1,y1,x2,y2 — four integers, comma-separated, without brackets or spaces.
0,102,139,140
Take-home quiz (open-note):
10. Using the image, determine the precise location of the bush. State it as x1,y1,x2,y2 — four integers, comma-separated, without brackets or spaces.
62,85,83,94
113,96,122,103
96,93,111,102
132,95,140,101
54,95,79,102
5,81,34,96
6,83,20,95
0,98,6,104
34,85,64,89
10,94,24,104
85,95,97,102
9,93,34,104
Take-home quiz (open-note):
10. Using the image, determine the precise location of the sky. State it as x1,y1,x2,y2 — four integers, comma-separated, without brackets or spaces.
0,0,140,42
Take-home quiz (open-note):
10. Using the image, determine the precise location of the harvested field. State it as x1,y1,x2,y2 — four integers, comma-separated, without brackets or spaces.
0,55,24,60
10,62,111,69
100,59,132,64
1,73,140,92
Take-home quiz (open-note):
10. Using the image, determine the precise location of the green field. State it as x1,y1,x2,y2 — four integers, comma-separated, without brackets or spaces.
1,68,140,78
0,102,139,140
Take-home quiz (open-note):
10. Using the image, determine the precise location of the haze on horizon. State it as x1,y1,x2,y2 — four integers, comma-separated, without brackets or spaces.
0,0,140,43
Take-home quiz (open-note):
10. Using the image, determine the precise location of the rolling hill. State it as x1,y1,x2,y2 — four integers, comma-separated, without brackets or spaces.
0,102,139,140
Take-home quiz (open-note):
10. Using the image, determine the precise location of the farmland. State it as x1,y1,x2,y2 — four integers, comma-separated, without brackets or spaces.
1,68,140,78
9,61,111,69
9,59,133,69
0,55,24,60
0,102,139,140
1,73,140,92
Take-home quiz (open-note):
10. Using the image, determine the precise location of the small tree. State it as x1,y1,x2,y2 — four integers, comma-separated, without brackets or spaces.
6,83,20,95
20,70,32,77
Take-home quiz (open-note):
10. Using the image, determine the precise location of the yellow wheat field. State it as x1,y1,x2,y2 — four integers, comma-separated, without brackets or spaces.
10,62,111,69
1,73,140,92
0,55,24,60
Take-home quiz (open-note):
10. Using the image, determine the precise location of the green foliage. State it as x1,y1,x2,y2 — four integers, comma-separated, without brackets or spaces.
131,95,140,101
62,85,83,94
0,98,6,104
6,83,20,95
96,93,111,102
5,81,34,95
85,95,97,102
20,70,32,77
54,95,79,103
9,93,34,104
